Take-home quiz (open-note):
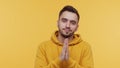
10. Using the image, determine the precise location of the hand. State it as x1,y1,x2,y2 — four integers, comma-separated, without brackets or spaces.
60,38,69,61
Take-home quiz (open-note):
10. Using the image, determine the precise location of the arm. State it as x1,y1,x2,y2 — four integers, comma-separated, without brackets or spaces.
65,44,94,68
34,44,62,68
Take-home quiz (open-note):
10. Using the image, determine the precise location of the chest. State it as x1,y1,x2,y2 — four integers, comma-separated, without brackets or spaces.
45,44,84,63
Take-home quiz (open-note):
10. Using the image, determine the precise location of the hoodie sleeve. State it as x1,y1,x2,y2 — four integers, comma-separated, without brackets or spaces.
65,44,94,68
34,42,94,68
34,43,62,68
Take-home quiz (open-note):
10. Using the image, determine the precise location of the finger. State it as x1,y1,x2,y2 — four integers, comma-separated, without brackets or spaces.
64,38,68,46
63,38,68,53
65,46,69,60
60,52,65,61
60,44,66,61
64,38,69,60
60,38,69,61
60,50,65,61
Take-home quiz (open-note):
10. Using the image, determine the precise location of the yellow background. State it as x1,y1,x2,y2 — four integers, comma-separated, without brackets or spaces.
0,0,120,68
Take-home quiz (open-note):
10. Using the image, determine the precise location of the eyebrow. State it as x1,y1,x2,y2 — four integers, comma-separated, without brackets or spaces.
61,18,67,20
61,17,77,23
70,20,76,22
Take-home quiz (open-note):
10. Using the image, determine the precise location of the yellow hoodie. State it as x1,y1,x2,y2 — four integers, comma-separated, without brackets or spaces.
35,31,94,68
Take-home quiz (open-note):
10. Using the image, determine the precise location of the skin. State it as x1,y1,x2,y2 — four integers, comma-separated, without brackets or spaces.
57,11,79,61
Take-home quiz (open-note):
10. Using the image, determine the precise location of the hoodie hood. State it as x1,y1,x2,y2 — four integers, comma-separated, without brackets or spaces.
51,31,83,46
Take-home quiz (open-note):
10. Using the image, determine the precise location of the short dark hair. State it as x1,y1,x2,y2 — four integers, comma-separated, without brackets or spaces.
59,5,80,21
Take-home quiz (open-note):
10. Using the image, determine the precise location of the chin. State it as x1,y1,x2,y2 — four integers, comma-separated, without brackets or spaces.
61,33,73,38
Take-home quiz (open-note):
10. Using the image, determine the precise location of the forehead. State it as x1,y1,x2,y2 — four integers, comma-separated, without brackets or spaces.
59,11,78,21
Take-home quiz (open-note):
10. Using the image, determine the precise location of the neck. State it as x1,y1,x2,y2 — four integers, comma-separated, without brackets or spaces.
57,32,74,44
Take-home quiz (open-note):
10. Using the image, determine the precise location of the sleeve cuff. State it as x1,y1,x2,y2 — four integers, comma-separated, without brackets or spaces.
52,58,62,66
65,57,76,67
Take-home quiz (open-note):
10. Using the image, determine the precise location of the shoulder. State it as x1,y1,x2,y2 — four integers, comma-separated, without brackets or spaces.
37,40,49,48
79,40,92,50
37,40,53,49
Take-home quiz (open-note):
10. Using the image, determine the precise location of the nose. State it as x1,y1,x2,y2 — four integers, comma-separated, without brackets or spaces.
66,22,70,28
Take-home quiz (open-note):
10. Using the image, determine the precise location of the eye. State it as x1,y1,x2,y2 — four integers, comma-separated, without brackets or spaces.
61,18,68,22
70,20,76,25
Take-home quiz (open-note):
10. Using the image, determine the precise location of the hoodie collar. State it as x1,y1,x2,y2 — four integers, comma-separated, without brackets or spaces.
51,31,83,46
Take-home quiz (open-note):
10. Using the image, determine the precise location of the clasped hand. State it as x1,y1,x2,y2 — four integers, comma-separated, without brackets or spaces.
60,38,69,61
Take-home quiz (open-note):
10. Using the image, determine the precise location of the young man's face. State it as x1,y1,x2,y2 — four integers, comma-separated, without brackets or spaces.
58,11,79,38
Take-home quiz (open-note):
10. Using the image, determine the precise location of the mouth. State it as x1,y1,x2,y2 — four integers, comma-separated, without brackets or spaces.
65,29,70,31
63,28,71,33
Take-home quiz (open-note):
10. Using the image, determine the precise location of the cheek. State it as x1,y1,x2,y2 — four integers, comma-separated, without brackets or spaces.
71,26,78,31
59,23,66,28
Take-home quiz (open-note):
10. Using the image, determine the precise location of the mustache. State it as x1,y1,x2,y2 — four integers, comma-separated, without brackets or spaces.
62,27,72,31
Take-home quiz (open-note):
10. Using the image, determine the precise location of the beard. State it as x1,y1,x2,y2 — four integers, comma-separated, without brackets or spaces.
59,29,74,38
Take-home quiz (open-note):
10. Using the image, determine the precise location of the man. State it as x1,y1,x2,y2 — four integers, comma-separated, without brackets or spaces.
35,5,94,68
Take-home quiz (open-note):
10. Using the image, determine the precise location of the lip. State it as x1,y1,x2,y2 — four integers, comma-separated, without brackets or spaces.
64,29,70,32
